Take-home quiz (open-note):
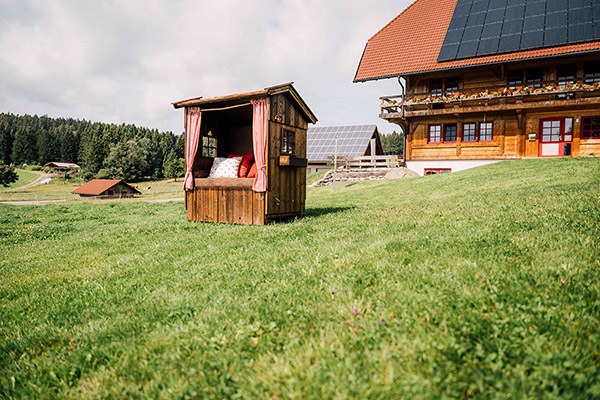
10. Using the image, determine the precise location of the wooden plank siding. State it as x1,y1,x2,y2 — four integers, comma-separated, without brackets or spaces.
265,94,307,220
396,56,600,161
186,188,266,225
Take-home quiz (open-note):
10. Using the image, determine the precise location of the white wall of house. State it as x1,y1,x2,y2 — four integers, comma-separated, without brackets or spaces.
406,160,504,176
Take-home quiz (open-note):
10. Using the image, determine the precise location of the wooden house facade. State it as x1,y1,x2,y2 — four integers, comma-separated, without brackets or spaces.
355,0,600,176
172,83,317,225
72,179,140,198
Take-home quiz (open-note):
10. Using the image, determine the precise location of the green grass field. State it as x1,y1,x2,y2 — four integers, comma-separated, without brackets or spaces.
0,178,182,203
3,169,39,190
1,158,599,399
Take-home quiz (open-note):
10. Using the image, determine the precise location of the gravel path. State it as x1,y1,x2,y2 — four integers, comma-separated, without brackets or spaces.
2,171,53,192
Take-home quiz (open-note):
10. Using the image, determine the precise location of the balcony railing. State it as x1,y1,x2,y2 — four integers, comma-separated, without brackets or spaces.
381,80,600,118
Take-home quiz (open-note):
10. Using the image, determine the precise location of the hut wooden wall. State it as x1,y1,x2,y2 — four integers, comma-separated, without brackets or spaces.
186,188,265,225
266,93,308,219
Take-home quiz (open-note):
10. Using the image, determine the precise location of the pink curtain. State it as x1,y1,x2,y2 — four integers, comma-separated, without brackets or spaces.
183,108,202,191
251,98,269,192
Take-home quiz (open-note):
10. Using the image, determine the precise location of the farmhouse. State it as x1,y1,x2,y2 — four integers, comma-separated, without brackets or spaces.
44,162,80,171
306,125,384,173
172,83,317,225
72,179,141,198
355,0,600,176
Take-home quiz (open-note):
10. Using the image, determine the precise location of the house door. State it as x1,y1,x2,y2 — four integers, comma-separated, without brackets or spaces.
539,117,573,157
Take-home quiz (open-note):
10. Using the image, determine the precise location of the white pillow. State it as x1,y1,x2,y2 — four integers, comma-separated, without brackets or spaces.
208,157,242,178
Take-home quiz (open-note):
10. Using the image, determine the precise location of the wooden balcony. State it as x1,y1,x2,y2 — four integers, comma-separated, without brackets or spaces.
381,82,600,121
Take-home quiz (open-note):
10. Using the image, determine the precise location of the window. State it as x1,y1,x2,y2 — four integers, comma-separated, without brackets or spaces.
430,80,443,97
584,62,600,83
428,125,442,143
526,68,543,88
557,64,576,87
445,78,459,96
202,135,217,157
430,78,459,97
581,117,600,139
282,129,295,154
463,123,477,142
508,69,523,89
444,124,457,142
480,122,493,141
541,119,561,142
425,168,451,175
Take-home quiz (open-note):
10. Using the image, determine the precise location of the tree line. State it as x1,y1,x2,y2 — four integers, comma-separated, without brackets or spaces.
379,131,404,156
0,113,185,181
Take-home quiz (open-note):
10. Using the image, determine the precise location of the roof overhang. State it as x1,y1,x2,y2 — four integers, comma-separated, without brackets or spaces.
172,82,317,124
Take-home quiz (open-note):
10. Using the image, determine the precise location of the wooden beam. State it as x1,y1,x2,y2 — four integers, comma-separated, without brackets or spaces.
384,96,600,119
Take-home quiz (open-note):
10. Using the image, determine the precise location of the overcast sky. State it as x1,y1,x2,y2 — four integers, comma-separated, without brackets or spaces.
0,0,412,134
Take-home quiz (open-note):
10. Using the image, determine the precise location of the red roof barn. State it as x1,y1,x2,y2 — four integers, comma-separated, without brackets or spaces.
72,179,141,198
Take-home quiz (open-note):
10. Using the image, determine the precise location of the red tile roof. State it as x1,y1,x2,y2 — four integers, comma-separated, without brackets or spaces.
72,179,140,195
354,0,600,81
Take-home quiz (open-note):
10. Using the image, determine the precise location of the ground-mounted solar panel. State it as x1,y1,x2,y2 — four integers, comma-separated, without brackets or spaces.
437,0,597,62
306,125,378,161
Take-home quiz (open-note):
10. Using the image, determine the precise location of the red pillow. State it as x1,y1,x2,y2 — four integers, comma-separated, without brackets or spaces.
228,153,254,177
247,162,257,178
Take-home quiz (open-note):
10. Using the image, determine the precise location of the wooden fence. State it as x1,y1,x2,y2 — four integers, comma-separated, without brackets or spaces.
326,155,404,168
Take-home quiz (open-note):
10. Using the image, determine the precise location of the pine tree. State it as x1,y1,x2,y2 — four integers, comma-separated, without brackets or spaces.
0,122,13,164
163,149,184,181
11,126,37,165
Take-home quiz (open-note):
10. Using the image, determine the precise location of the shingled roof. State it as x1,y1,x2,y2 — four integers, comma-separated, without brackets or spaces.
354,0,600,81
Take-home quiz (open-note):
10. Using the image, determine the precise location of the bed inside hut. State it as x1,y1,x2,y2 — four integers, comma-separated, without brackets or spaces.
172,83,317,225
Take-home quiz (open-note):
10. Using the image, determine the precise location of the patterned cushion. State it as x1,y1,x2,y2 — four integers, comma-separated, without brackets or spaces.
208,157,242,178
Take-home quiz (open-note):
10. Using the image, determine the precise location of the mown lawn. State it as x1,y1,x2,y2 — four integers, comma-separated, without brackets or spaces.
1,158,599,399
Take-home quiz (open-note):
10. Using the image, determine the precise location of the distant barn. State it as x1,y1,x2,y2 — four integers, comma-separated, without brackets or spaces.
306,125,383,173
44,162,80,170
72,179,141,199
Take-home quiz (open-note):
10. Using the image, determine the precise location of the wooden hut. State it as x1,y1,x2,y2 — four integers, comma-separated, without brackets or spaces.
172,83,317,225
72,179,140,198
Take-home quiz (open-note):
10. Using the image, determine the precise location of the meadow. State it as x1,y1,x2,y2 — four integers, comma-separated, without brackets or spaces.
1,158,599,399
4,169,38,190
0,177,182,203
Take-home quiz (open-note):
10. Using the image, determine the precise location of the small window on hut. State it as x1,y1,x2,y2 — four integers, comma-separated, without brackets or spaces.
282,129,295,154
202,135,217,157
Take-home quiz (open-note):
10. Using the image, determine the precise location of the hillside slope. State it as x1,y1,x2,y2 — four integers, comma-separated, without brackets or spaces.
1,158,599,398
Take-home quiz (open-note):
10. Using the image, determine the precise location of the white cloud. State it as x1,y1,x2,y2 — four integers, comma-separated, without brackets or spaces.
0,0,411,134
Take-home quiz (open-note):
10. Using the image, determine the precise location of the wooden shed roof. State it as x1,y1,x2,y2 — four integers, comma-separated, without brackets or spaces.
72,179,141,195
44,162,80,169
172,82,317,124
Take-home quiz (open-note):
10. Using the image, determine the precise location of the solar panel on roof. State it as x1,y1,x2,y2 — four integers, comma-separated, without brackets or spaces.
306,125,377,161
438,0,597,62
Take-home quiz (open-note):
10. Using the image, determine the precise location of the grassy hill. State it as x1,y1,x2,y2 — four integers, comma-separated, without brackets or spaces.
3,169,38,190
1,158,599,398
